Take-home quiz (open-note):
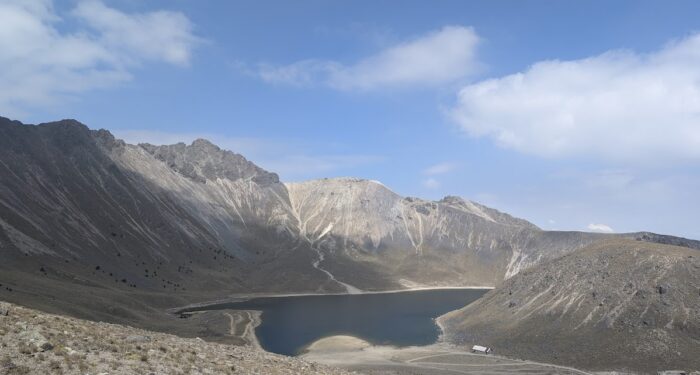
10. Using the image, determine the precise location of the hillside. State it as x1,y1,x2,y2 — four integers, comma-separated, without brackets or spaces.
1,116,699,337
439,239,700,373
0,301,350,375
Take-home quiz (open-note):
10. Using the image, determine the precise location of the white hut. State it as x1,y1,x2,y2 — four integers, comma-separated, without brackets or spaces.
471,345,492,354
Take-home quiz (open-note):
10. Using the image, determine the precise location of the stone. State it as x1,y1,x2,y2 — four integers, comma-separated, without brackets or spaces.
17,327,52,352
125,335,151,343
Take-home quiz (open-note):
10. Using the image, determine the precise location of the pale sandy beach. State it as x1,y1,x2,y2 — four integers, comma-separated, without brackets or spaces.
302,335,595,375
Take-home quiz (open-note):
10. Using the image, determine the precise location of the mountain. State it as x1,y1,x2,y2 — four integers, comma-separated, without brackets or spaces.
438,239,700,373
1,116,699,337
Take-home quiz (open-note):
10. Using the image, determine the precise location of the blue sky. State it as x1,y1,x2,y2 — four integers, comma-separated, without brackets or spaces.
2,0,700,239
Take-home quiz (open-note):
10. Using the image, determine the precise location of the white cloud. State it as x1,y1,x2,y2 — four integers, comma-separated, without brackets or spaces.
423,178,440,189
451,33,700,163
587,223,614,233
423,162,457,175
258,26,481,91
72,1,200,67
0,0,200,115
584,169,635,190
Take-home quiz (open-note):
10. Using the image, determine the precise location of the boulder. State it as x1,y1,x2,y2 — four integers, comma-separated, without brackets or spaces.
0,302,9,316
18,327,53,352
125,335,151,343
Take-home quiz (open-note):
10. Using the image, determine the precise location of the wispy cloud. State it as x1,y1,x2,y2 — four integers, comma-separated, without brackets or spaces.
423,162,457,175
587,223,614,233
72,1,201,66
255,26,481,91
422,178,440,189
0,0,201,116
450,33,700,163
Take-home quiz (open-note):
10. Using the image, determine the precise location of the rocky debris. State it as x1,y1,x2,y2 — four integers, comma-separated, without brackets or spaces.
16,325,53,352
125,335,151,343
440,239,700,373
0,301,352,375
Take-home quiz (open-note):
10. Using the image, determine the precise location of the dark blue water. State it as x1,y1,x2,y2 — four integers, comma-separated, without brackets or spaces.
183,288,488,356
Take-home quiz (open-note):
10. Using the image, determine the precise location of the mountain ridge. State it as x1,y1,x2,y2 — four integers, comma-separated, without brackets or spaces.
1,116,699,367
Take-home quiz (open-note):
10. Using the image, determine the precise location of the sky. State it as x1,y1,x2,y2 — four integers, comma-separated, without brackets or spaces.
2,0,700,239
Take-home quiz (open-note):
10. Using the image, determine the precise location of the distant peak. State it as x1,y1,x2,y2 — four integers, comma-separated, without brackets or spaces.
440,195,465,204
191,138,218,149
314,177,387,185
92,128,125,150
139,138,279,185
290,177,394,192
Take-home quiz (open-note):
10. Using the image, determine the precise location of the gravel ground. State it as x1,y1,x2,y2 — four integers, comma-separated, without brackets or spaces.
0,301,353,375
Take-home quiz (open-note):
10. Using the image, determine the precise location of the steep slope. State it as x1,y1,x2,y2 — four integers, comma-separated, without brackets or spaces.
439,239,700,373
2,115,699,331
284,178,700,289
0,117,334,330
286,178,541,289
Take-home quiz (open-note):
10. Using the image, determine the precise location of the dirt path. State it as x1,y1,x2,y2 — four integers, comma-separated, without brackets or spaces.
405,351,594,375
311,247,363,294
223,310,261,349
303,338,594,375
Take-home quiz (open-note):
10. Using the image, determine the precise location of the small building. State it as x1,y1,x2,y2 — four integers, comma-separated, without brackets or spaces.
471,345,492,354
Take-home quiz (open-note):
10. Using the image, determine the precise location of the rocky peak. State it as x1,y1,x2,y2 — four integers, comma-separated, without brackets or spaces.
138,139,279,185
91,129,126,151
190,138,219,151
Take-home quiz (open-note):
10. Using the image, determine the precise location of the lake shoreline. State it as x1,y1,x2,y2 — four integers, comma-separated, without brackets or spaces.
301,336,595,375
174,288,490,356
171,285,494,314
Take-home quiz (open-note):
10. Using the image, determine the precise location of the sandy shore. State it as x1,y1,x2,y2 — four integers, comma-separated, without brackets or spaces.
226,310,262,349
302,335,594,375
302,335,372,353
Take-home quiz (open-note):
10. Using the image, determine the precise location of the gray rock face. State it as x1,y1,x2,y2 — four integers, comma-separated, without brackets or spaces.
439,239,700,373
139,139,279,185
17,325,52,352
125,334,151,343
0,115,698,303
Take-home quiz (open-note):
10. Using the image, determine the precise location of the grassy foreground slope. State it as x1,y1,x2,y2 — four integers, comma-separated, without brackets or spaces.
439,239,700,373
